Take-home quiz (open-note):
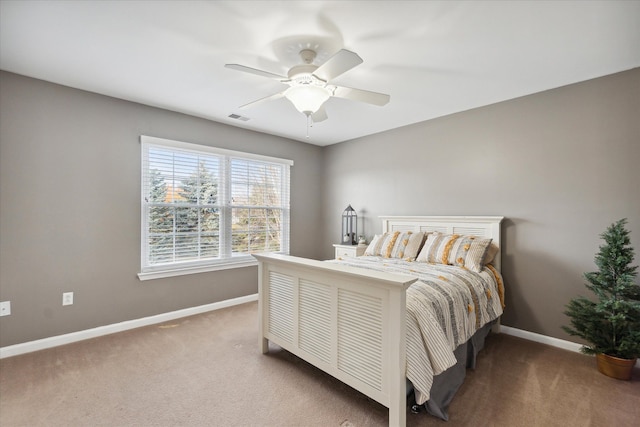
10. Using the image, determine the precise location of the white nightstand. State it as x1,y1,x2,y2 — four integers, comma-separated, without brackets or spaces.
333,244,367,259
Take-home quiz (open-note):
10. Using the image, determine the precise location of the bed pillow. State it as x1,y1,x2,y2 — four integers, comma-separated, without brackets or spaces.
416,232,492,272
364,231,425,260
386,231,425,260
484,242,499,265
364,234,384,256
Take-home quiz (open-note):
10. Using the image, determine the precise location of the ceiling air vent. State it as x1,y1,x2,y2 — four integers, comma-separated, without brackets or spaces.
228,113,250,121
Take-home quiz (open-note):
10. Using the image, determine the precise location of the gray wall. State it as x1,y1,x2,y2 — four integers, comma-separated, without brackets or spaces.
0,71,323,347
322,68,640,341
2,68,639,348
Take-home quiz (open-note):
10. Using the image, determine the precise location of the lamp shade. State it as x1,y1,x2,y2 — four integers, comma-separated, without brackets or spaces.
284,85,331,115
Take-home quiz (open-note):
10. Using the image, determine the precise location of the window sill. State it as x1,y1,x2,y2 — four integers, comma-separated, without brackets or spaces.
138,258,258,281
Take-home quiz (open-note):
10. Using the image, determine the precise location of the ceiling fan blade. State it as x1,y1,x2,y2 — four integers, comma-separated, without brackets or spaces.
311,106,328,123
225,64,287,81
239,91,286,109
333,86,390,106
313,49,363,81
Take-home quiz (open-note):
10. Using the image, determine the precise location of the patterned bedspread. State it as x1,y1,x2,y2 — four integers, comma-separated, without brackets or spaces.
331,256,504,404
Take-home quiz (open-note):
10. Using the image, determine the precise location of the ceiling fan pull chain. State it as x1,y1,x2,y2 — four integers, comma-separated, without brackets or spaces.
306,113,310,139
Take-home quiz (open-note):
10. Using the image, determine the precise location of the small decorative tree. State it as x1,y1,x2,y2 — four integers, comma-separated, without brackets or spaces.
563,219,640,363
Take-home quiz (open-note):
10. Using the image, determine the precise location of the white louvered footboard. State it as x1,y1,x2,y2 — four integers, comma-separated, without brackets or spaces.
254,253,417,427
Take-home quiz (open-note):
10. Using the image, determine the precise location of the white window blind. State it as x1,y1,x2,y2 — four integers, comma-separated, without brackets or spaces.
140,136,291,279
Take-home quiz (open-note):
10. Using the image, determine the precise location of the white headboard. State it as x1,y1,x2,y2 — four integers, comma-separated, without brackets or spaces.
380,216,504,271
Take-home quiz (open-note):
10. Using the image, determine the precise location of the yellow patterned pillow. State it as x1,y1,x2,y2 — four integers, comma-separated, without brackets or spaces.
385,231,425,260
364,231,425,260
416,232,492,272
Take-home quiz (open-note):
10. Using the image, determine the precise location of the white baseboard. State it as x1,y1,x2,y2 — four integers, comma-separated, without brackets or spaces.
3,301,638,370
500,325,583,352
0,294,258,359
500,325,640,368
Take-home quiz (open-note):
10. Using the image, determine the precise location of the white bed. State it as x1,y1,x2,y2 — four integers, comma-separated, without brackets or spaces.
253,216,504,427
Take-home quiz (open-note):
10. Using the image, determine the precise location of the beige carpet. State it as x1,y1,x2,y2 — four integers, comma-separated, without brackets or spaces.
1,301,638,427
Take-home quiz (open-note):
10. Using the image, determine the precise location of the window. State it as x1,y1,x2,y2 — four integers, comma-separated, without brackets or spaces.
139,136,292,280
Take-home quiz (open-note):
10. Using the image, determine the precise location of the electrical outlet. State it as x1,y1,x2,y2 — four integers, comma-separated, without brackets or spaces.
62,292,74,306
0,301,10,316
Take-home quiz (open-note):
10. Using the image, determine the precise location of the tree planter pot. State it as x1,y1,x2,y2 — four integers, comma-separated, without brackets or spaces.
596,353,636,380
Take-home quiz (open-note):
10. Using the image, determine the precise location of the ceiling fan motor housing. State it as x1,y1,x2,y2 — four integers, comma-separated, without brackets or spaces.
288,64,319,81
287,49,328,87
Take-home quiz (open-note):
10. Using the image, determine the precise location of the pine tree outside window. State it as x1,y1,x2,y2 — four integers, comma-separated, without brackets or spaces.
139,136,292,280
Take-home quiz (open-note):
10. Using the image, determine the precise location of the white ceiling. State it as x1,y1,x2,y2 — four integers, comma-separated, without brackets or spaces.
1,1,639,146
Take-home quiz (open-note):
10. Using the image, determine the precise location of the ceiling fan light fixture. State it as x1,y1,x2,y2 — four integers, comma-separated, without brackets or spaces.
284,85,331,115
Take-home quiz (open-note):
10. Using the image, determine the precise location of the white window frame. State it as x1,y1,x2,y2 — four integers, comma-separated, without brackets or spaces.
138,135,292,280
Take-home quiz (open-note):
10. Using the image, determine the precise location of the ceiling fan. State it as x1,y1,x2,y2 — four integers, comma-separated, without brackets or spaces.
225,48,390,123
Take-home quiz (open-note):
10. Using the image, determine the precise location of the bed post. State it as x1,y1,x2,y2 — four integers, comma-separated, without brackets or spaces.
257,259,269,354
388,286,407,427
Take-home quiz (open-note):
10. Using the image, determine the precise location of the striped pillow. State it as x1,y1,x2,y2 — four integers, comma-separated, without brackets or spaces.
416,232,492,272
364,234,384,256
364,231,425,260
